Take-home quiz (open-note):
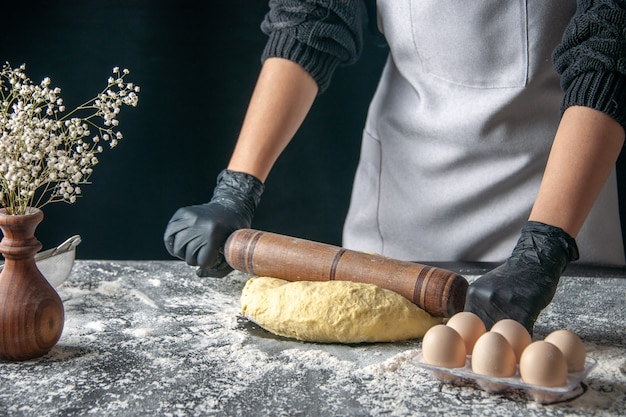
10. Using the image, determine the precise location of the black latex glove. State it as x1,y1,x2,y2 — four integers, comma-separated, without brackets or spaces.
163,169,264,278
464,221,579,333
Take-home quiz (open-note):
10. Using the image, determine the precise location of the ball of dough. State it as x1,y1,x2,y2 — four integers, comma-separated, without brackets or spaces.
241,277,442,343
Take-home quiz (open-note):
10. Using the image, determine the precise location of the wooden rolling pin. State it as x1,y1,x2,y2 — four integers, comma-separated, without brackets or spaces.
224,229,468,318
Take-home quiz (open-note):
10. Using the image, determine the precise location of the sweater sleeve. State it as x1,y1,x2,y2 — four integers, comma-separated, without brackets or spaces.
553,0,626,131
260,0,367,94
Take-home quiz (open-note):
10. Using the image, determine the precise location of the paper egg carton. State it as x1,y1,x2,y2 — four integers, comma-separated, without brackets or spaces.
415,351,597,404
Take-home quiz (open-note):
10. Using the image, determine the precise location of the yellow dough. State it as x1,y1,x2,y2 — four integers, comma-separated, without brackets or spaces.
241,277,442,343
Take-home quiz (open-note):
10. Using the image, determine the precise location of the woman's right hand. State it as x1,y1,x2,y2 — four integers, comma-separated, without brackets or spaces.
163,169,264,278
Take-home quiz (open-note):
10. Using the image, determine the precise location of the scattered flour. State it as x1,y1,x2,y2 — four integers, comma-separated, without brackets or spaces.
85,321,106,332
1,262,622,417
124,327,153,338
148,278,161,287
96,279,124,296
129,289,159,309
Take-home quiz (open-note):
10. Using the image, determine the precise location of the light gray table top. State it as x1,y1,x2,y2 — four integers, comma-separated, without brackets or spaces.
0,260,624,416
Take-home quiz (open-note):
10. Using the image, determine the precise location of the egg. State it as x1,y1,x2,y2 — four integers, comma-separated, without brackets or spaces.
520,341,568,387
491,319,532,363
471,331,517,378
446,311,487,355
544,329,586,372
422,324,467,368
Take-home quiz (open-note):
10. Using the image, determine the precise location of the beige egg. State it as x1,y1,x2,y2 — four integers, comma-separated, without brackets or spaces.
446,311,487,355
491,319,532,363
544,329,586,372
471,332,517,378
520,341,568,387
422,324,467,368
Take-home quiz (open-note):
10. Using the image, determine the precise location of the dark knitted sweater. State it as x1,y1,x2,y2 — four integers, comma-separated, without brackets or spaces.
260,0,366,93
260,0,626,131
553,0,626,130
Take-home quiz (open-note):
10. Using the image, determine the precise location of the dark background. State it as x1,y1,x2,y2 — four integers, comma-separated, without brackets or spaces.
1,1,624,260
0,0,387,259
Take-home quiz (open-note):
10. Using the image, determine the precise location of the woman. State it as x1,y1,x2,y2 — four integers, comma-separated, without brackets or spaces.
164,0,626,332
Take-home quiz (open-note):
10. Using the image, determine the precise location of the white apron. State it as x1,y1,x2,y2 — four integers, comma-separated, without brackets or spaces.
343,0,625,265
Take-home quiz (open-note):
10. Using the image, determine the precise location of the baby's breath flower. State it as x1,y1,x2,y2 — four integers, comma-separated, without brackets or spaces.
0,61,139,214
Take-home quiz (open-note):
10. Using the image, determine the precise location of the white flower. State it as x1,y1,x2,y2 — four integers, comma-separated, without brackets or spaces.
0,62,140,214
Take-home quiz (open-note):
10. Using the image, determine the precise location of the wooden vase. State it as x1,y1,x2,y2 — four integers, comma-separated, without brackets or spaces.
0,207,64,361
